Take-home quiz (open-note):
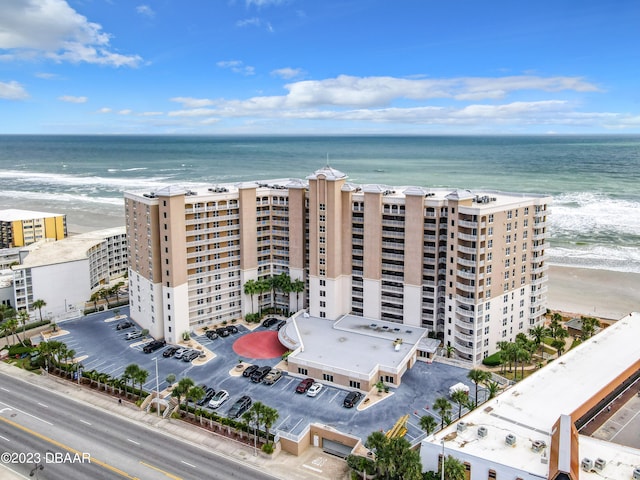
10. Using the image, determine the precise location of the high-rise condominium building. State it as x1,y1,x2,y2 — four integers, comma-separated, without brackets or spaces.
125,166,550,364
0,209,67,248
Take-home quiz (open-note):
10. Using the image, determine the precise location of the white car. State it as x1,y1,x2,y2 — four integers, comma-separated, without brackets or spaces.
208,390,229,409
306,382,323,397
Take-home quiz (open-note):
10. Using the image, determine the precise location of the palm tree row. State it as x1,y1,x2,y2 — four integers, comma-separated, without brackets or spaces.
90,281,126,310
122,363,150,398
243,272,305,317
241,401,279,447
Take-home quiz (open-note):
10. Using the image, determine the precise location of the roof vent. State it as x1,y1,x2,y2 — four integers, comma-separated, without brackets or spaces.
581,458,593,472
594,458,606,471
505,434,516,446
456,422,467,432
531,440,546,452
477,426,487,438
633,467,640,480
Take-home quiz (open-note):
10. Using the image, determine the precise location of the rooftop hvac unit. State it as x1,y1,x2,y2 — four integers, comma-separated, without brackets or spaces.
457,422,467,432
581,458,593,472
531,440,546,452
594,458,606,471
633,467,640,480
505,434,516,446
477,426,488,438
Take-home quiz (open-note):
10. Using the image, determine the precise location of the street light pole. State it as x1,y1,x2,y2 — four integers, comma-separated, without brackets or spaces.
153,357,160,417
441,439,445,480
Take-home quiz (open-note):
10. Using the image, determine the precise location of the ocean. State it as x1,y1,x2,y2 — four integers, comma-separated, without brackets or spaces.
0,135,639,273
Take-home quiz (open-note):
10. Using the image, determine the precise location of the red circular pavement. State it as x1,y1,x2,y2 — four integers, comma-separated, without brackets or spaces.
232,330,288,359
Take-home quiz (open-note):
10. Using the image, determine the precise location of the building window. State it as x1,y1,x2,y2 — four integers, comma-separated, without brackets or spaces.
298,368,308,375
319,203,326,211
349,380,361,389
320,311,326,318
323,374,333,382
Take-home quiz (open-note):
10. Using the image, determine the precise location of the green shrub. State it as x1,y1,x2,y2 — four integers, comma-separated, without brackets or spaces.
482,352,502,367
261,443,274,454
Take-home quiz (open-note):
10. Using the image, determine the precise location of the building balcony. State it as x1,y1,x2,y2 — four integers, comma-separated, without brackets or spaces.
456,282,476,293
381,273,404,282
381,230,405,239
457,232,479,242
530,275,546,286
458,219,478,229
454,342,474,355
454,329,475,343
424,234,437,241
455,306,475,318
532,232,547,241
456,295,476,306
382,252,405,261
457,244,477,255
457,256,479,268
531,263,549,274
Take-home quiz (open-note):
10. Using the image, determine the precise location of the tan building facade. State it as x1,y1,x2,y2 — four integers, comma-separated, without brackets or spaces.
125,167,550,363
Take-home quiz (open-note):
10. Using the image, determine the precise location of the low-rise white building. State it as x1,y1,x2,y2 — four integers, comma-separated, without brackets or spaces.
11,227,127,320
420,312,640,480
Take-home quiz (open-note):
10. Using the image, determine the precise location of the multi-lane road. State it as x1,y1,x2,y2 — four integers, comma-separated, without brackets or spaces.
0,371,280,480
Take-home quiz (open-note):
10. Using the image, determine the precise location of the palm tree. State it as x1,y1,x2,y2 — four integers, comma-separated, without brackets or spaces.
445,344,454,358
484,379,500,399
442,455,466,480
451,390,468,419
185,385,205,418
419,415,438,435
467,369,489,407
290,278,305,312
99,288,111,309
528,325,546,355
551,338,566,358
31,299,47,322
3,318,19,346
65,348,76,378
262,405,279,445
17,310,30,345
0,304,16,323
433,397,452,430
123,364,140,396
172,377,194,415
580,316,600,339
243,279,258,314
90,291,101,311
135,368,149,397
256,278,270,315
275,272,292,314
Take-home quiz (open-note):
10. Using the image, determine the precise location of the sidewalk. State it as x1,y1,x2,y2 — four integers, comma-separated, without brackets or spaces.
0,362,349,480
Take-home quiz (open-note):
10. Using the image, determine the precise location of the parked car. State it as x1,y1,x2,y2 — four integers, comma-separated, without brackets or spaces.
250,366,271,383
276,320,287,331
162,346,179,358
205,330,219,340
116,320,134,330
295,378,315,394
215,327,230,337
174,348,188,359
242,364,260,378
306,382,323,397
225,325,238,334
343,391,363,408
228,395,252,418
197,387,216,406
208,390,229,409
143,339,166,354
182,350,200,362
125,330,143,340
263,368,282,385
262,317,278,328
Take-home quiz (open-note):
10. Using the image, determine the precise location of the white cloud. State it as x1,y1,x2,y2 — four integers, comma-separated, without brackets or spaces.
58,95,87,103
271,67,304,79
139,111,164,116
0,80,29,100
168,108,218,117
171,97,216,108
216,60,255,76
0,0,142,67
35,72,58,79
236,17,262,27
136,5,155,18
118,109,132,115
97,107,112,113
246,0,287,7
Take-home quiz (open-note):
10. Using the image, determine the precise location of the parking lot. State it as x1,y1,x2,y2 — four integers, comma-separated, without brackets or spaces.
55,307,473,443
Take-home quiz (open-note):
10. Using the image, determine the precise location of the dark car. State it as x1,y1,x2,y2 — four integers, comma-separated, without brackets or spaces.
215,327,230,337
276,320,287,330
116,320,134,330
295,378,315,394
228,395,252,418
182,350,200,362
242,364,260,378
250,366,271,383
197,387,216,406
162,346,179,358
225,325,238,334
343,391,363,408
262,317,278,328
205,330,219,340
143,340,166,354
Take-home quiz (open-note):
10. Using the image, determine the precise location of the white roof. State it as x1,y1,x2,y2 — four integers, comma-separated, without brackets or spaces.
424,312,640,480
0,208,63,222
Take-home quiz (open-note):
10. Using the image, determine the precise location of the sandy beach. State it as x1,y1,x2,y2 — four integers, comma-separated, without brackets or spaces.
547,265,640,320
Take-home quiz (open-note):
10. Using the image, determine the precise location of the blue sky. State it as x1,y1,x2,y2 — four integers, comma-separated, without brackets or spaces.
1,0,639,134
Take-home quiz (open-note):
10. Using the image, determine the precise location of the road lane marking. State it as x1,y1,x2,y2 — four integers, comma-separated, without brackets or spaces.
140,461,183,480
0,387,9,392
0,401,52,425
127,438,140,445
180,460,197,468
0,434,9,441
0,415,139,479
37,402,48,408
80,419,92,425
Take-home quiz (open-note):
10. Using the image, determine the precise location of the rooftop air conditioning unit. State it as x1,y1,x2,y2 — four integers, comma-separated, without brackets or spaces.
581,458,593,472
505,434,516,446
531,440,546,452
633,467,640,480
594,458,606,471
477,426,487,438
457,422,467,432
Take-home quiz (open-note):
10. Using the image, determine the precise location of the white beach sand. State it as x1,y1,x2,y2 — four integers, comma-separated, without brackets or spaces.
547,265,640,320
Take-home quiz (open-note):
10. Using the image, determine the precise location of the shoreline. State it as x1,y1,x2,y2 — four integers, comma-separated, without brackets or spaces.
547,265,640,320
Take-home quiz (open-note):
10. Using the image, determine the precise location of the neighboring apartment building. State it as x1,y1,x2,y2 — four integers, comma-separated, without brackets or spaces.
125,166,550,364
0,209,67,248
420,312,640,480
11,227,127,319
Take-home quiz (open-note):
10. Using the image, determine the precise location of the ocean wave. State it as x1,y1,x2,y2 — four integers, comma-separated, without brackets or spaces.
107,167,149,172
548,245,640,273
549,192,640,238
0,190,124,206
0,169,172,190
